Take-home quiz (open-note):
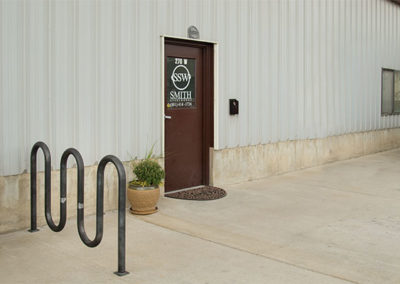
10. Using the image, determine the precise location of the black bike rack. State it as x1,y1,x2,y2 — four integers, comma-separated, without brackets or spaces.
29,141,129,276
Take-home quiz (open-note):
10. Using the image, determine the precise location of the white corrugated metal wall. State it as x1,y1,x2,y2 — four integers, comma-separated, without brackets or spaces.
1,0,400,176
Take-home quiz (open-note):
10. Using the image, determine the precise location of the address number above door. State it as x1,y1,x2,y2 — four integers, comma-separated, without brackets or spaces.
167,57,196,109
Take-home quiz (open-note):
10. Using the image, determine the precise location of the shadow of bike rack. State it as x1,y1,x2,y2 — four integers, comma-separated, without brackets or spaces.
29,141,129,276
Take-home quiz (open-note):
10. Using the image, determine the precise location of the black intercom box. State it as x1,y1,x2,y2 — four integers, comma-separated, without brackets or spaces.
229,99,239,115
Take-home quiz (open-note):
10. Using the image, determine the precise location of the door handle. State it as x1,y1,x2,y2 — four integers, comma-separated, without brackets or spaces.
165,115,172,120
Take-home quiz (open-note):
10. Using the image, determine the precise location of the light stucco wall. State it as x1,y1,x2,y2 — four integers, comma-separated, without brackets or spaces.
0,159,167,234
211,128,400,186
2,128,400,234
0,162,135,234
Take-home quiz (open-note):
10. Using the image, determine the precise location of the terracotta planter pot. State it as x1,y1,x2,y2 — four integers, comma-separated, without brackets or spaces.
127,185,160,215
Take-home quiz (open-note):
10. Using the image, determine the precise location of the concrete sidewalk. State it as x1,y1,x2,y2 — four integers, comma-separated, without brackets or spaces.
2,149,400,283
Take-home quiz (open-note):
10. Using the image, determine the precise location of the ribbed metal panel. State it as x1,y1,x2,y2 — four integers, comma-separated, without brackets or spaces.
1,0,400,175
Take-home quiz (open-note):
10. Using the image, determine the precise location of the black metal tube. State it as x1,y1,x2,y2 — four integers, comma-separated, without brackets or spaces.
29,142,42,232
30,141,66,232
29,142,52,232
30,142,128,276
59,147,103,247
60,148,91,244
97,155,129,276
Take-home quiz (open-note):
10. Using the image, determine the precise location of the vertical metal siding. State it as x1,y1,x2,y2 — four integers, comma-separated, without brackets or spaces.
1,0,400,175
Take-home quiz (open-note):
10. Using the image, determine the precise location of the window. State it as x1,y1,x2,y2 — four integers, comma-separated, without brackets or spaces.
382,69,400,115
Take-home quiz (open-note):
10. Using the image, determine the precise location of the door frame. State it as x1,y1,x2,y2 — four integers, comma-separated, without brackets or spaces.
161,36,217,192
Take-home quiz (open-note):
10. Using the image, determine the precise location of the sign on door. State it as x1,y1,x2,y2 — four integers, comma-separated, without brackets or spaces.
166,57,196,109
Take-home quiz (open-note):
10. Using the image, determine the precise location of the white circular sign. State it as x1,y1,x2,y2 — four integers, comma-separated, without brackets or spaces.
171,65,191,91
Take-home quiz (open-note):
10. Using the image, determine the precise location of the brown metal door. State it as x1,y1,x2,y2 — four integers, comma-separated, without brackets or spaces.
164,40,213,192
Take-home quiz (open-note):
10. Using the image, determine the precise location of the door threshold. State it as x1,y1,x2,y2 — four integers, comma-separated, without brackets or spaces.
165,185,205,195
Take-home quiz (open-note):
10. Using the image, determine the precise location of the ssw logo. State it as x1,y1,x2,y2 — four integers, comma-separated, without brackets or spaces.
171,65,191,90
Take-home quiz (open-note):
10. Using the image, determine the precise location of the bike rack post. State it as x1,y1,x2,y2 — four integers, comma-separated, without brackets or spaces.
29,142,129,276
29,142,47,232
30,142,67,232
97,155,128,276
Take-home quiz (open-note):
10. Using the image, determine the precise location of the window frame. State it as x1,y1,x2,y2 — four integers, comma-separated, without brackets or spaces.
381,68,400,116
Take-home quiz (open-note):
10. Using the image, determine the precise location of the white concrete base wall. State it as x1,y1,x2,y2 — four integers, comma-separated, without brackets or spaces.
0,163,136,234
212,128,400,186
2,128,400,234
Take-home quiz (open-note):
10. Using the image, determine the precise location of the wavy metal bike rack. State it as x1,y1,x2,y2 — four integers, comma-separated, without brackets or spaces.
29,141,128,276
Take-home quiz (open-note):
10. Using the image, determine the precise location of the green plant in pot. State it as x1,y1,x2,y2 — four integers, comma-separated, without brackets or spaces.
127,149,164,215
